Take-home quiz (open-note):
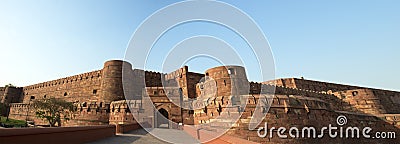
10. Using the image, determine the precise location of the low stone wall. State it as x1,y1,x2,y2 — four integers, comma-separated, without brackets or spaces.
115,123,142,134
0,125,115,144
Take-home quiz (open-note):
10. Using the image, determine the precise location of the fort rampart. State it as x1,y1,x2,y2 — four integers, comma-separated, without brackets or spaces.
2,60,400,143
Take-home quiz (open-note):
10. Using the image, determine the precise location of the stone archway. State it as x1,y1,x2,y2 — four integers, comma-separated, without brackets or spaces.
156,108,169,128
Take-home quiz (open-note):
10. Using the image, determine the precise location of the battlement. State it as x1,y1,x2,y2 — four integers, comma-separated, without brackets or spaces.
143,70,164,87
164,66,187,80
250,81,338,97
272,77,400,94
10,103,28,108
131,69,166,81
162,66,204,81
248,81,400,116
145,70,164,77
109,100,139,125
261,78,400,115
23,70,102,91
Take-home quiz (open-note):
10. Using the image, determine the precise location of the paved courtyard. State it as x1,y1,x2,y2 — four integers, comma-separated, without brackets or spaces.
88,128,200,144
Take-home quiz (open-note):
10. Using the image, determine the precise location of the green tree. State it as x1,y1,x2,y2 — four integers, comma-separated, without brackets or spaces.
0,103,6,121
4,84,15,87
31,98,75,127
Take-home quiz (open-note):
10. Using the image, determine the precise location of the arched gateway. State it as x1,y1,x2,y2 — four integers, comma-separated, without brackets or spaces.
156,108,169,128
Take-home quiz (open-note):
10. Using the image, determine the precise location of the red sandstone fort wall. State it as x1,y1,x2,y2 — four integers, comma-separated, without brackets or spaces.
266,78,361,92
186,71,205,98
109,100,137,125
371,89,400,114
334,89,387,114
4,60,400,144
164,66,204,99
124,69,164,100
146,87,195,125
99,60,126,103
201,66,249,97
267,78,400,115
0,86,23,104
192,91,400,143
21,70,102,104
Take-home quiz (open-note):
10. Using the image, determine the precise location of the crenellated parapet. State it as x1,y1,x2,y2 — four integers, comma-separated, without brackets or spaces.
20,69,103,104
23,70,102,91
74,101,109,113
164,66,187,81
129,69,166,91
108,100,137,125
8,101,111,126
250,81,337,96
163,66,204,99
144,70,164,87
8,103,32,122
63,101,110,126
191,93,333,127
264,78,363,92
249,82,359,112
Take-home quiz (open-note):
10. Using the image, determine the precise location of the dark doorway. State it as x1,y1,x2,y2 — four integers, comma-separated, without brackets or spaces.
156,108,169,128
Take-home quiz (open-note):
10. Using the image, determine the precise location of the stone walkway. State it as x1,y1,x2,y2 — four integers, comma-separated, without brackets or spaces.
88,128,200,144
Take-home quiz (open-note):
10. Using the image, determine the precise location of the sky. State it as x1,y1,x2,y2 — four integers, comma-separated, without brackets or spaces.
0,0,399,91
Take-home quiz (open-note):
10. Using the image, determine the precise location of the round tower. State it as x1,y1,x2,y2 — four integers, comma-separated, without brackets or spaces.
204,66,249,96
99,60,132,103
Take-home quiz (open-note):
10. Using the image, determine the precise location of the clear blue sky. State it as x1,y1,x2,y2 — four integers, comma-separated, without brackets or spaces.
0,0,399,91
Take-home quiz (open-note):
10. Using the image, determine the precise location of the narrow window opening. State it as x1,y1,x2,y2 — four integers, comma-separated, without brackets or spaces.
93,89,98,95
228,68,235,75
352,91,359,96
189,110,194,115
